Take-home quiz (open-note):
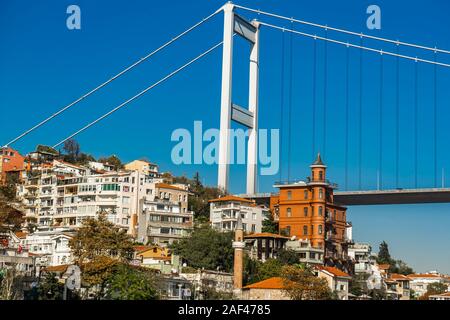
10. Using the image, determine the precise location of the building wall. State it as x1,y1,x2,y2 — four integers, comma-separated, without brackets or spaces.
0,147,24,184
241,288,290,300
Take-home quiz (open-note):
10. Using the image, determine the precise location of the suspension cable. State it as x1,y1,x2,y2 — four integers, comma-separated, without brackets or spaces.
345,43,350,191
323,28,328,156
52,41,224,148
396,44,400,189
279,30,285,183
258,22,450,68
288,23,294,182
359,37,363,190
312,39,317,160
3,9,221,148
434,51,438,187
414,60,419,188
379,52,384,190
235,5,450,55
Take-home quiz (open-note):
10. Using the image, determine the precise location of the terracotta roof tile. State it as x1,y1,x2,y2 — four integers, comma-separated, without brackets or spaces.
407,273,442,279
42,264,70,273
244,233,290,240
317,266,351,278
390,273,411,281
209,195,253,203
156,183,187,192
243,277,288,290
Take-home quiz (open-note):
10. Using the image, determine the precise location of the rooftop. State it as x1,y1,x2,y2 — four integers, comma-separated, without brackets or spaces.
317,266,351,278
244,232,290,240
209,195,253,203
243,277,287,290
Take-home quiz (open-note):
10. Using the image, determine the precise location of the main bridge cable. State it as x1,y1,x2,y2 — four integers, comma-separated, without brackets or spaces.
235,5,450,55
258,22,450,68
52,41,225,148
3,9,222,148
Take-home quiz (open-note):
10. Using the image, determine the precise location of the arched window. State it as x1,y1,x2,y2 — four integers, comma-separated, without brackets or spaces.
319,189,323,199
318,206,323,216
304,190,308,199
318,225,323,235
304,207,308,217
319,171,323,181
287,191,292,200
303,225,308,235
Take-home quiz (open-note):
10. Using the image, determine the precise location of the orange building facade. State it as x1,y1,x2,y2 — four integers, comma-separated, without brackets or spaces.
270,154,353,269
0,147,25,185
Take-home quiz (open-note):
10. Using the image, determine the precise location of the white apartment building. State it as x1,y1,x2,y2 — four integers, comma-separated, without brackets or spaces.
209,195,267,234
18,160,163,235
408,272,449,298
21,227,75,272
348,243,372,273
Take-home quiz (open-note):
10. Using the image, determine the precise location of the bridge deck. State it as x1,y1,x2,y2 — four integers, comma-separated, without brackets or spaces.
239,188,450,206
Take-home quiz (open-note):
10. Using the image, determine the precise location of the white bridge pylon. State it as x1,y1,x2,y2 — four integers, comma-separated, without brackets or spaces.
218,2,260,194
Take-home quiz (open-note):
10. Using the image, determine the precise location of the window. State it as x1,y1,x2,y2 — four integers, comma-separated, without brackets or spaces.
251,224,256,232
303,225,308,235
242,223,247,231
310,253,316,259
303,207,308,217
319,171,323,181
122,197,130,205
318,206,323,216
311,225,314,235
287,191,292,200
304,190,308,199
286,208,292,217
252,213,257,220
319,189,323,199
318,225,323,235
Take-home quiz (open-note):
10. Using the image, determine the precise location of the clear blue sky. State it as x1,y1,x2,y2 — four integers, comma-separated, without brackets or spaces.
1,0,449,273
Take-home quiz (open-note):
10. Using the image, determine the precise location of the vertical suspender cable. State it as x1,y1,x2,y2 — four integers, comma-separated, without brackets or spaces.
379,51,384,190
323,28,328,157
345,44,350,191
434,50,438,187
358,37,363,190
414,59,419,188
312,38,318,160
396,44,400,188
279,30,286,183
288,22,294,182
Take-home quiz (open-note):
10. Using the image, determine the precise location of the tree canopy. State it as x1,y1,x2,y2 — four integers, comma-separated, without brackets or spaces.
376,241,414,275
170,226,234,272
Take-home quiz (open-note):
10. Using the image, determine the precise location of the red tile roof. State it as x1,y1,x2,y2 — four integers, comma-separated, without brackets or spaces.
317,266,351,278
209,195,253,203
14,231,27,239
244,233,290,240
407,273,442,279
243,277,288,290
377,264,390,270
156,183,187,192
390,273,411,281
42,264,70,273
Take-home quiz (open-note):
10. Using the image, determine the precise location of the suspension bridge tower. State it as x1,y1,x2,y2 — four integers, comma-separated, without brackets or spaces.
217,2,260,195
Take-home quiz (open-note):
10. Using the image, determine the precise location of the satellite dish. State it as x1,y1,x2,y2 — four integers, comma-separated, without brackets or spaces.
65,265,81,290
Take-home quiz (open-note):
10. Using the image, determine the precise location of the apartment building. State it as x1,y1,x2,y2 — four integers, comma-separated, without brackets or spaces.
125,159,159,177
17,159,165,234
407,272,449,298
209,195,268,233
138,183,193,246
348,243,372,273
244,233,289,262
285,239,325,265
271,154,353,272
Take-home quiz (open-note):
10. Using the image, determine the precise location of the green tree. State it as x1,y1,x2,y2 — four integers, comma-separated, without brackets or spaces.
281,264,332,300
36,273,64,300
104,264,159,300
98,155,123,171
63,138,80,163
69,213,134,297
0,193,24,234
261,210,278,234
377,241,392,264
170,226,234,272
277,249,299,265
420,282,447,300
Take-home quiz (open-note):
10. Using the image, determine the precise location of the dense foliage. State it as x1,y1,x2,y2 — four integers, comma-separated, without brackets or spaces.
376,241,414,275
170,226,234,272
